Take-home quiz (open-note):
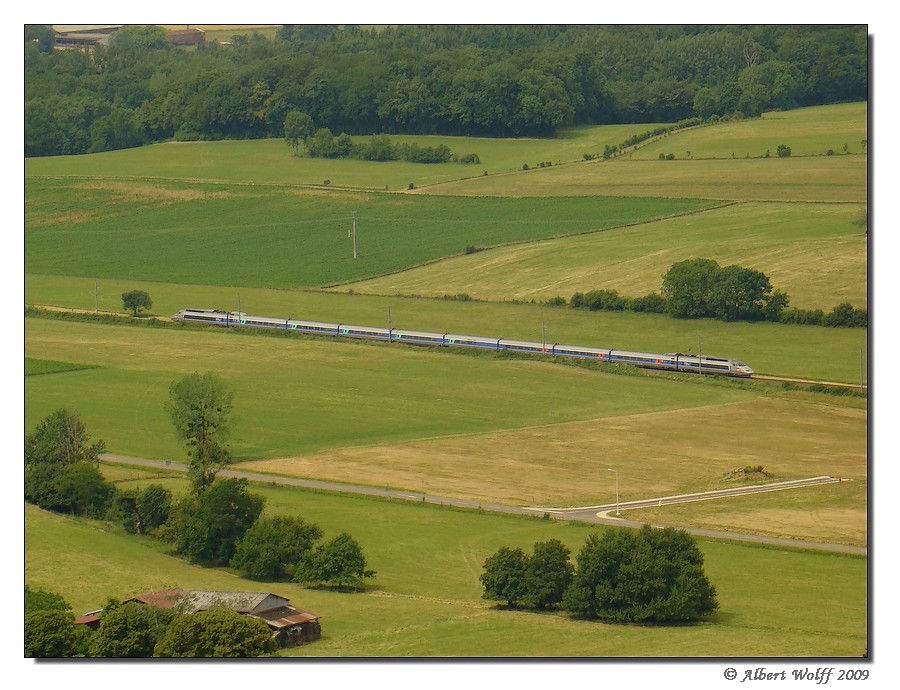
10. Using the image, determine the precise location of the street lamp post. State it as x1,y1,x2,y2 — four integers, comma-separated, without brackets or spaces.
607,468,620,516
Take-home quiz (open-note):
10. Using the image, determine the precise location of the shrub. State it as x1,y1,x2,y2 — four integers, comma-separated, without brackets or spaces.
779,307,825,325
823,303,867,328
26,461,115,517
776,144,791,157
628,293,667,313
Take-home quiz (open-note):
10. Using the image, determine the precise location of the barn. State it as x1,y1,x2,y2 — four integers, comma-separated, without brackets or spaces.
76,588,321,648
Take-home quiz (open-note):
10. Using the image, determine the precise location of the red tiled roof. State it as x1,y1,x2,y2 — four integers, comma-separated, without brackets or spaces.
73,613,101,626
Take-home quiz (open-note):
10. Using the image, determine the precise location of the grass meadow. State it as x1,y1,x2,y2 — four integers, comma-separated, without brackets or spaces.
25,282,868,382
23,101,869,658
24,317,758,462
630,103,868,160
25,315,866,545
338,201,867,309
23,122,667,190
421,154,867,202
25,469,868,657
25,177,713,289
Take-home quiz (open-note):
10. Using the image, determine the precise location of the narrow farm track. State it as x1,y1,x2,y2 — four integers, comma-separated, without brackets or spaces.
101,453,867,556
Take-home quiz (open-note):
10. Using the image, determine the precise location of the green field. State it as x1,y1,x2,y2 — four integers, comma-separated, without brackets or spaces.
24,122,670,189
25,178,713,289
24,284,868,383
24,102,869,658
339,201,867,310
628,103,868,160
24,317,757,461
25,472,868,657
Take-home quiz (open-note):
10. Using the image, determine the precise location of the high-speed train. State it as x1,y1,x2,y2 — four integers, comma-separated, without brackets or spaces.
172,308,754,377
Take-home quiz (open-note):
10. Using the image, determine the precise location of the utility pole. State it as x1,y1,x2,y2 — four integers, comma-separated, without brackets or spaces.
860,349,865,392
698,335,703,376
95,280,99,313
542,321,546,352
352,210,358,259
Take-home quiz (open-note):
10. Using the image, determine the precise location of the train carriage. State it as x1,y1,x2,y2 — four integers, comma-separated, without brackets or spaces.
173,308,753,377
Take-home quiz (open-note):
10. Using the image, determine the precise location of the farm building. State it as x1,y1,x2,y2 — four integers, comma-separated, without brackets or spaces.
76,589,321,648
165,28,206,46
52,25,123,50
51,25,206,51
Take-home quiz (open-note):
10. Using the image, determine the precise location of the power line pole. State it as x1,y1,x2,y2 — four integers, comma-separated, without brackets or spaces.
352,210,358,259
95,280,99,313
860,349,865,392
698,335,703,376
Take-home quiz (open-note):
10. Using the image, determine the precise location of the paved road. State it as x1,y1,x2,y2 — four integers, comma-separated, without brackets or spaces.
101,454,867,556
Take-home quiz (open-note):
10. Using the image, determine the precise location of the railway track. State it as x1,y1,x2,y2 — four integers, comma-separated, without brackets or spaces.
751,374,867,392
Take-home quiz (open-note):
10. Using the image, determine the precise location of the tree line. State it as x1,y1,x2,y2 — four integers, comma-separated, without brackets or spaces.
24,373,377,655
544,258,867,328
25,24,867,156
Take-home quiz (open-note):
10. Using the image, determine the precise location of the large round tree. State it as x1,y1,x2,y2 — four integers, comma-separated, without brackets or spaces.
563,525,718,623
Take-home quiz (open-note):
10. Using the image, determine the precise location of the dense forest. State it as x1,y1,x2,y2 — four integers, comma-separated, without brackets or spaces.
24,24,868,157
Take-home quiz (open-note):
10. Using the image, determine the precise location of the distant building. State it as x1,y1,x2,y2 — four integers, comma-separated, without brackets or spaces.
52,25,207,51
52,25,123,50
76,589,321,648
165,28,206,46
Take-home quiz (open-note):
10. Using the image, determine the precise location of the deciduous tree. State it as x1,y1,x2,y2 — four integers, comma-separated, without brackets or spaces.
283,110,314,155
166,372,234,493
89,602,175,658
293,532,375,590
480,546,529,607
154,609,276,657
524,539,575,609
170,478,264,564
563,525,718,623
662,258,721,318
231,515,323,581
25,610,77,658
122,289,152,316
25,408,106,466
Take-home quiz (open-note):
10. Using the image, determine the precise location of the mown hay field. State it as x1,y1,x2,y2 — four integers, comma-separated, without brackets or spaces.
335,201,867,310
418,154,867,202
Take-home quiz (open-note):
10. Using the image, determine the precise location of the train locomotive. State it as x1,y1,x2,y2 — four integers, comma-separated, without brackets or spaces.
172,308,754,377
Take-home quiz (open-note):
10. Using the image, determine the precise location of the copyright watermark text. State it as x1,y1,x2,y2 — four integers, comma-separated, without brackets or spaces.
722,668,870,684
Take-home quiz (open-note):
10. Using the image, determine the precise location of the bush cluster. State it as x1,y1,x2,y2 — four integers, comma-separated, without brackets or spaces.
304,128,477,164
481,525,718,623
549,290,667,314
